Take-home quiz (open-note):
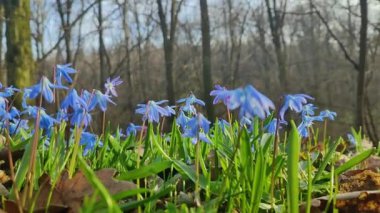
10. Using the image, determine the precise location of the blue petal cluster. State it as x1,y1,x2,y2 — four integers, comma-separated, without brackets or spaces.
135,100,172,123
211,84,275,120
56,64,76,86
105,76,123,97
28,76,67,103
279,94,313,121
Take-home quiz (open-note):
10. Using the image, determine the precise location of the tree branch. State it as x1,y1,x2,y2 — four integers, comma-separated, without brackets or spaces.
310,0,359,71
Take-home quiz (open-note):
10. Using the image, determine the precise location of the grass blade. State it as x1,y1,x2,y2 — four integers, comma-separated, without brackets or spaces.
335,148,375,175
117,160,172,180
286,121,300,213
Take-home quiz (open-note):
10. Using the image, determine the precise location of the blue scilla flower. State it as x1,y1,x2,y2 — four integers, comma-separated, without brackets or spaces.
79,131,101,155
104,76,123,97
217,118,230,131
183,113,211,144
0,98,7,116
61,89,87,110
1,107,20,121
163,105,176,117
279,94,314,121
71,107,92,127
29,76,67,103
265,118,288,134
56,109,68,123
40,109,59,130
89,90,115,112
177,94,205,107
194,132,211,144
224,85,274,120
297,115,323,138
177,94,205,114
210,85,230,105
81,90,93,104
320,110,337,121
56,64,76,85
347,133,356,145
238,85,275,119
135,100,169,123
0,97,6,109
21,106,59,130
176,110,190,131
240,116,252,127
8,119,29,135
302,103,317,116
22,88,32,108
126,123,143,137
21,106,39,117
0,85,19,98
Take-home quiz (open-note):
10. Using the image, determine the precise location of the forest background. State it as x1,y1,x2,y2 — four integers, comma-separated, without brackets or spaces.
1,0,379,143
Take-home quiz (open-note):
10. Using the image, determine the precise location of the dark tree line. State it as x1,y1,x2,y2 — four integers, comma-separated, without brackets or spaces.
0,0,379,143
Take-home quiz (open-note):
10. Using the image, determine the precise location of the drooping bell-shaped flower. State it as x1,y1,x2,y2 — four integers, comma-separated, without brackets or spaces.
28,76,67,103
56,64,77,86
135,100,169,123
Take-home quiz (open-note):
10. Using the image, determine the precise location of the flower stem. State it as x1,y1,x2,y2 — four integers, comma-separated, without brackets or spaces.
4,102,22,212
194,138,201,206
26,94,43,204
270,116,281,204
306,132,312,213
136,120,146,213
68,126,83,177
102,111,106,137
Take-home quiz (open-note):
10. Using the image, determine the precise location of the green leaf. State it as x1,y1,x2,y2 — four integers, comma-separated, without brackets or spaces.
117,160,172,180
11,140,33,199
172,160,209,189
112,188,149,201
251,147,267,213
313,139,341,183
120,186,175,211
78,155,122,213
286,120,300,213
335,149,375,175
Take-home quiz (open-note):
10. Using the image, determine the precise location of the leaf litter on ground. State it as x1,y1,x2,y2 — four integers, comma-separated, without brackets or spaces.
4,168,136,213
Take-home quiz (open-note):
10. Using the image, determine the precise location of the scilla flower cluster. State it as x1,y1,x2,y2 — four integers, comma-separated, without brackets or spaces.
0,64,337,156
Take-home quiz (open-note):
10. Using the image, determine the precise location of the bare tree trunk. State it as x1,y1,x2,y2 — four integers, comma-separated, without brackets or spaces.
133,0,146,99
117,0,134,119
356,0,367,134
121,0,131,86
311,0,374,143
31,0,46,61
56,0,73,64
0,5,5,85
5,0,34,91
97,0,110,88
200,0,214,119
221,0,230,84
232,9,248,87
265,0,288,91
226,0,235,85
156,0,183,106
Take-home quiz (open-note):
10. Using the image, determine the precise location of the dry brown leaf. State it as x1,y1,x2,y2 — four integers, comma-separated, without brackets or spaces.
340,169,380,193
28,168,136,213
302,190,380,213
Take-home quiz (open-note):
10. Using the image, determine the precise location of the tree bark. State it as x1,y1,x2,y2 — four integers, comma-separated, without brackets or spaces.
5,0,34,91
356,0,368,132
97,0,110,88
265,0,288,91
200,0,214,119
156,0,182,106
0,5,5,85
56,0,73,64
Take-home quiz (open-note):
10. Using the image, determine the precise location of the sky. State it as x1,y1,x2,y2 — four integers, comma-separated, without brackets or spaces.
20,0,380,59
